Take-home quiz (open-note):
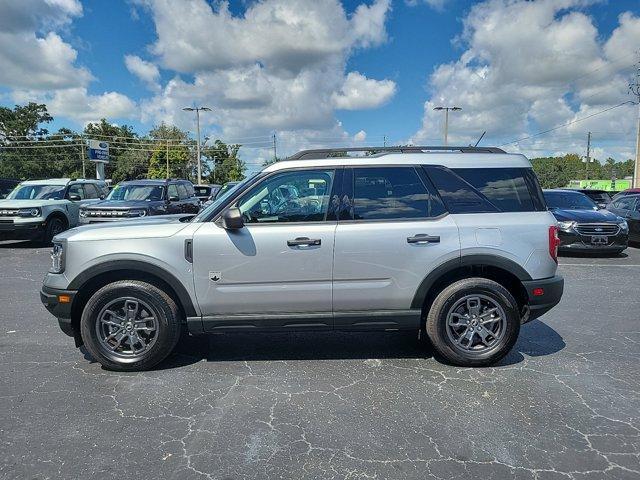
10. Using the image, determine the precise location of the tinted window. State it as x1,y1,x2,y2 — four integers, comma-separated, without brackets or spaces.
67,184,85,200
194,186,210,197
167,184,178,199
184,183,195,198
83,183,99,199
108,184,165,201
424,166,498,214
238,169,335,223
350,167,445,220
453,168,542,212
177,183,189,200
544,191,597,210
613,197,636,211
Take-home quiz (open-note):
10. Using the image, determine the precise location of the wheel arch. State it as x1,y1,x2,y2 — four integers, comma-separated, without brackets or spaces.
44,210,69,228
412,255,531,321
68,260,197,335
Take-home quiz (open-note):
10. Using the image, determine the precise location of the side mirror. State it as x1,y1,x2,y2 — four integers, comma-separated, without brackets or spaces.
168,195,179,202
221,207,244,230
68,194,81,201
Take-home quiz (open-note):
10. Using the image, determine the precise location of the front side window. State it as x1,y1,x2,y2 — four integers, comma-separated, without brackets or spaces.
7,184,66,200
350,167,445,220
237,169,335,223
167,184,178,199
613,197,635,211
177,183,189,200
108,184,165,201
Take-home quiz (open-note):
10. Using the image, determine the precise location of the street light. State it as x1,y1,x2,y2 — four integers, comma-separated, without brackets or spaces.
433,106,462,146
183,106,212,185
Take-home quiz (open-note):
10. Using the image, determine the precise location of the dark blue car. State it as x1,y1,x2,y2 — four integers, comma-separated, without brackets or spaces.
79,179,200,224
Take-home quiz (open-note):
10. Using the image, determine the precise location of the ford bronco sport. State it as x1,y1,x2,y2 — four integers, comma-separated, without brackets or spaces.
40,146,564,371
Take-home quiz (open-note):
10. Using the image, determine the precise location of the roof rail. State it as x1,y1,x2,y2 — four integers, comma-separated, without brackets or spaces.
286,146,506,160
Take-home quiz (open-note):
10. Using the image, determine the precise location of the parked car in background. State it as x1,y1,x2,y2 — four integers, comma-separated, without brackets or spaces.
200,181,242,210
0,178,108,243
0,178,19,199
544,189,628,254
611,188,640,201
570,189,612,209
193,184,221,204
607,193,640,243
79,179,199,224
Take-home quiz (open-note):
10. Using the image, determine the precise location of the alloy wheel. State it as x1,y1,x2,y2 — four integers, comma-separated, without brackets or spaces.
445,294,507,354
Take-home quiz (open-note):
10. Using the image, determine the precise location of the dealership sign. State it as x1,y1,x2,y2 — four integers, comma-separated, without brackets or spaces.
88,140,109,162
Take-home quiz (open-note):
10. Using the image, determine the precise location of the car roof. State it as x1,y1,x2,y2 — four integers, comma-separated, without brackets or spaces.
263,152,531,172
118,179,168,185
20,178,70,186
544,189,585,194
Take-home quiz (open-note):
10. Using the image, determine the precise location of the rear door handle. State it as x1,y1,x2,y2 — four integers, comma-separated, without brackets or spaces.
287,237,321,247
407,234,440,244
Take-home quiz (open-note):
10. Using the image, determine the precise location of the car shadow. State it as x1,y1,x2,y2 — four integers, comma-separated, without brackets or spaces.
560,251,628,258
154,319,564,371
0,240,43,249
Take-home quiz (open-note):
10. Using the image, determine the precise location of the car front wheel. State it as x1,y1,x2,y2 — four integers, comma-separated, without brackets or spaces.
80,280,182,371
425,278,520,367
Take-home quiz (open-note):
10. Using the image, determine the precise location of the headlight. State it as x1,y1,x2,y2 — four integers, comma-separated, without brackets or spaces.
18,207,40,217
618,219,629,231
128,209,147,217
50,242,65,274
557,220,576,232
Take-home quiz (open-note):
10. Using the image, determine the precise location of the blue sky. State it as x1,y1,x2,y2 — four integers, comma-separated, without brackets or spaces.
1,0,639,167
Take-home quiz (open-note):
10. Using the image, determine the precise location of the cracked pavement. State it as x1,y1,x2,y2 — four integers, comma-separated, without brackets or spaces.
0,241,639,479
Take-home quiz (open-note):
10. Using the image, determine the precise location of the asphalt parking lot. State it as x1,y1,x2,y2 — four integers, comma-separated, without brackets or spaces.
1,242,639,480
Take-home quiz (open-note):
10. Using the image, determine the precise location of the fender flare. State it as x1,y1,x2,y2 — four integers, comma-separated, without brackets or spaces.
410,254,532,309
67,259,197,317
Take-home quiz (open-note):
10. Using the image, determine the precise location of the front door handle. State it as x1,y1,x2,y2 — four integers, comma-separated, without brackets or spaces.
407,234,440,244
287,237,321,247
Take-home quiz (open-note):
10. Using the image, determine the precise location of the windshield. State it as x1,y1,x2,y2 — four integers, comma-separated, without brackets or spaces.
192,174,258,222
7,184,66,200
107,184,165,201
544,191,597,210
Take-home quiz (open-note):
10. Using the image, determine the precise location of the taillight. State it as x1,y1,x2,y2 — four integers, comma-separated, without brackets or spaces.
549,225,560,263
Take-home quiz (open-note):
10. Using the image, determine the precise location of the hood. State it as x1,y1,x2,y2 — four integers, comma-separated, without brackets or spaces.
0,199,68,209
83,199,162,210
550,208,621,223
55,214,192,242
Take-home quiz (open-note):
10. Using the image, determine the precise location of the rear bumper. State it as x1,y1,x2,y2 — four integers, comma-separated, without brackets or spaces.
40,285,78,340
522,275,564,322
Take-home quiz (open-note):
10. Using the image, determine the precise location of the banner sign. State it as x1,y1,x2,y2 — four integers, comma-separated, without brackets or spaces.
88,140,109,162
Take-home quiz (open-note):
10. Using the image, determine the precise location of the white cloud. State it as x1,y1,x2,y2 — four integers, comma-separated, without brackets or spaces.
353,130,367,142
125,55,161,92
332,72,397,110
405,0,450,11
138,0,395,154
410,0,639,161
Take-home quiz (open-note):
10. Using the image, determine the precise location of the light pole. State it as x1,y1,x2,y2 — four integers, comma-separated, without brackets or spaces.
183,106,211,185
433,106,462,146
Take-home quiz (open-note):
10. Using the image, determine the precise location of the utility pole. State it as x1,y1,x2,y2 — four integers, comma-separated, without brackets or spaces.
433,106,462,145
80,135,86,178
383,135,387,147
272,133,277,162
630,65,640,188
585,131,592,180
166,139,169,179
183,106,211,185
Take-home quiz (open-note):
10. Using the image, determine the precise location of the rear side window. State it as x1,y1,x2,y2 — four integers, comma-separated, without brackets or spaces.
453,168,544,212
184,182,196,198
350,167,445,220
423,166,497,214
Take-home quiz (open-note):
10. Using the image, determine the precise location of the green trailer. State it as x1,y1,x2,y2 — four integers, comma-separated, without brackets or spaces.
566,179,632,192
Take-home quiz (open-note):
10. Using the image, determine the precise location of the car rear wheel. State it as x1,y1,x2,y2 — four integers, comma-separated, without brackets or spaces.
425,278,520,367
80,280,182,371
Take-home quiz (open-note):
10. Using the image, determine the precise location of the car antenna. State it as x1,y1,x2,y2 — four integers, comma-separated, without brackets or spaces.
474,131,486,147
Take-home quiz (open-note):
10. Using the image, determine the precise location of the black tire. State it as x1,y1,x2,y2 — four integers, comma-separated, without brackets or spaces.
425,278,520,367
42,216,66,245
80,280,182,371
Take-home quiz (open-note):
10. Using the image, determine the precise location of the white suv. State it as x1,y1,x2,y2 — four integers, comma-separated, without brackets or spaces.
40,147,564,371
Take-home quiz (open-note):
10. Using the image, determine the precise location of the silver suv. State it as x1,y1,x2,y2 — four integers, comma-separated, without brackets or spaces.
40,147,564,371
0,178,108,244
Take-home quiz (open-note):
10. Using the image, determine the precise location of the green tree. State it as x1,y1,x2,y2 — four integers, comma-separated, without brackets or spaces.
145,123,191,179
0,102,52,139
203,140,246,184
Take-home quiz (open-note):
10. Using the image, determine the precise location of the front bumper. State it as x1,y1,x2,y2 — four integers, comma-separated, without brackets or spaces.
40,285,80,343
522,275,564,322
0,219,45,240
558,229,628,253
